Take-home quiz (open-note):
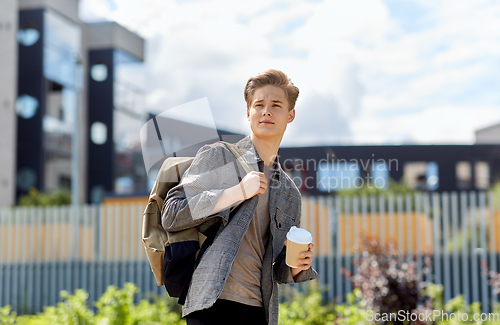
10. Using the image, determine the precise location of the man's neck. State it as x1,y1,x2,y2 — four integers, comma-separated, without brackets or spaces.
250,133,282,166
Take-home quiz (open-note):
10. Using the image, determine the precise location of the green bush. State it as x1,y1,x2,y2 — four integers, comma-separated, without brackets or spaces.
334,289,367,325
336,179,417,211
337,179,415,199
7,283,185,325
18,187,72,207
0,305,17,324
278,284,335,325
6,281,500,325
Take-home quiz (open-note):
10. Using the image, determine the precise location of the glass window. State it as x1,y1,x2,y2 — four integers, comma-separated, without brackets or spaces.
317,162,361,192
45,80,63,120
91,185,105,204
115,176,134,194
113,49,148,194
456,161,471,189
91,64,108,82
403,161,439,191
426,162,439,191
43,9,82,88
15,94,39,119
16,168,37,191
91,122,107,145
44,46,80,87
44,9,81,58
17,27,40,46
371,162,389,189
475,162,490,189
42,9,82,194
59,176,71,190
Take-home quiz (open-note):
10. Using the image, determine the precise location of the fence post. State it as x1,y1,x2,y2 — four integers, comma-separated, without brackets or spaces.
415,193,422,279
326,196,334,302
469,192,479,304
489,192,498,308
460,191,470,304
451,192,460,298
479,192,489,313
432,193,442,288
343,196,351,295
405,194,413,262
352,196,360,274
317,196,326,300
442,192,451,303
335,196,342,302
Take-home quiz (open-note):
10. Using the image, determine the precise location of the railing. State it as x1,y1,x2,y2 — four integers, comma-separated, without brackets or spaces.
295,192,499,313
1,191,499,315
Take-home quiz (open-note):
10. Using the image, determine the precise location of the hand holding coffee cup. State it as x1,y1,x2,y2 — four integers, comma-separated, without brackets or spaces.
284,226,314,276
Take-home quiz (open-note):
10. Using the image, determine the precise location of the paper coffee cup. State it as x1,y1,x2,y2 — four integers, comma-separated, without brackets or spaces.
286,226,313,268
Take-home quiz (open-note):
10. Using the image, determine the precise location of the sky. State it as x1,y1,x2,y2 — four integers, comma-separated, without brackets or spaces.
79,0,500,147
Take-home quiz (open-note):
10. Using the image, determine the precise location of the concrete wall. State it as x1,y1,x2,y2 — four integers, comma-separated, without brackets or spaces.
86,22,145,61
0,0,19,207
79,19,89,204
19,0,79,23
476,123,500,144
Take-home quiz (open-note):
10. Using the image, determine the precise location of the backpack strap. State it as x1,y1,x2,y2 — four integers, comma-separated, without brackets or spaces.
220,142,253,174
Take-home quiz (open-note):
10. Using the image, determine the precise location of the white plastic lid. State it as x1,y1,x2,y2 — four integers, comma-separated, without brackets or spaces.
286,226,312,245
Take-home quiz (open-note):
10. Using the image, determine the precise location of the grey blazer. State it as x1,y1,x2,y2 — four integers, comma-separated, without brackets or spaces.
161,135,318,325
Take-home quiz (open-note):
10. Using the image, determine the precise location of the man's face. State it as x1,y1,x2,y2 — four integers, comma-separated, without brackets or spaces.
247,85,295,141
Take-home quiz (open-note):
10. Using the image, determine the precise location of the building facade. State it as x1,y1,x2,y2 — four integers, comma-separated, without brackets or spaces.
476,122,500,144
278,144,500,195
1,0,147,205
0,0,19,207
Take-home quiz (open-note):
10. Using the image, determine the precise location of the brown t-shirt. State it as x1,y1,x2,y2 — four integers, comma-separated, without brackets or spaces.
219,163,272,307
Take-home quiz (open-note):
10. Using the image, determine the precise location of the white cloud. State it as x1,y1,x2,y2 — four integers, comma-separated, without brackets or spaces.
79,0,114,22
79,0,500,146
352,105,500,144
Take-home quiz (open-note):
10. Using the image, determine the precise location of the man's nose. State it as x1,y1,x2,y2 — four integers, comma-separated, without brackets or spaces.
262,106,272,115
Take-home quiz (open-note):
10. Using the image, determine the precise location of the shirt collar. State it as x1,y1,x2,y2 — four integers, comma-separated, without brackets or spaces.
236,135,281,181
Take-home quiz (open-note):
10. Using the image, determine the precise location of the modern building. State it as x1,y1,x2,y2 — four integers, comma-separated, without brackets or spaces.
0,0,149,206
2,0,499,207
85,22,146,203
278,143,500,195
476,122,500,144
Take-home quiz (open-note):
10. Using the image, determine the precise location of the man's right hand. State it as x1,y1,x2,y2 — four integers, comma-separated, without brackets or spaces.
238,171,268,199
209,171,268,215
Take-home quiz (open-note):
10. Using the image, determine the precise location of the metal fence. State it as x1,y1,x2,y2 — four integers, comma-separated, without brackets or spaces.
1,191,499,315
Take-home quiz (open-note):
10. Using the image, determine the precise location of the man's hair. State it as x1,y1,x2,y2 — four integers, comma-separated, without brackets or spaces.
244,69,299,111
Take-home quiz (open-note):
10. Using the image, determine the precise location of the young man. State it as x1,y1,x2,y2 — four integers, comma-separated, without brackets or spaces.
162,69,318,325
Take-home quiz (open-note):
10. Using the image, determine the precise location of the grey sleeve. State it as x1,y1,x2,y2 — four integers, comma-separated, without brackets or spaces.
161,143,243,232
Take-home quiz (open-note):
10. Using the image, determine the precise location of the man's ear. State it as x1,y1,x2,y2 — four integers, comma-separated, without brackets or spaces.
288,108,295,123
247,107,250,120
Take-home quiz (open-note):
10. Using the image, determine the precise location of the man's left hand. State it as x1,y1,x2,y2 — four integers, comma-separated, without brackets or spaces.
284,241,314,278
